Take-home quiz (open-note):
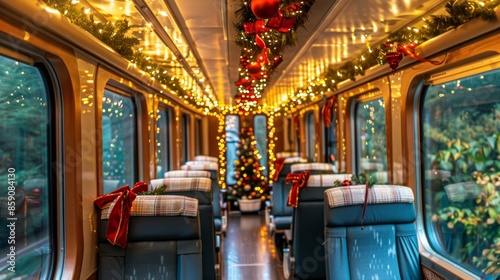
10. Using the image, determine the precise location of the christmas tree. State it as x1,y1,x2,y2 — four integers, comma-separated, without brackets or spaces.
229,127,268,201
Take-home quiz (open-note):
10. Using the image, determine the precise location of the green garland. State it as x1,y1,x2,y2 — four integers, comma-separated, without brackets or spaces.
43,0,215,112
234,0,314,57
139,185,167,195
283,0,500,111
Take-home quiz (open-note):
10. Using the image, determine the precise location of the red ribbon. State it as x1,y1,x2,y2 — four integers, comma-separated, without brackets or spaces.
265,11,296,33
293,114,300,135
94,182,148,247
322,96,335,128
396,44,444,65
361,182,370,230
286,171,310,208
243,19,271,35
255,34,270,66
272,157,285,181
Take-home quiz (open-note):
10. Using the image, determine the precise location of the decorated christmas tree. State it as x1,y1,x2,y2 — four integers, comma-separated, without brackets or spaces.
229,127,268,201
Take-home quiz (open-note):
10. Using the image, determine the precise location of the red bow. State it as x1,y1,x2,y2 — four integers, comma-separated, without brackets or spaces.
322,96,335,128
272,157,285,181
94,182,148,247
286,171,310,208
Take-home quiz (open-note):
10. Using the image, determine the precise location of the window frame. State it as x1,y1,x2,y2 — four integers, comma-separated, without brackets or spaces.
101,87,139,189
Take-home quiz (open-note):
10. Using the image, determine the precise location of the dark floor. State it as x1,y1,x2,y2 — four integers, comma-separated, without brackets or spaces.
221,211,285,280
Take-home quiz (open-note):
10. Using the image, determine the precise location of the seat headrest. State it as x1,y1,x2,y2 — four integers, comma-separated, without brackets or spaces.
276,151,299,158
284,157,308,163
193,155,218,163
325,185,414,208
182,162,218,171
164,170,211,178
444,181,480,203
100,195,198,220
150,177,212,193
290,162,334,173
307,174,352,187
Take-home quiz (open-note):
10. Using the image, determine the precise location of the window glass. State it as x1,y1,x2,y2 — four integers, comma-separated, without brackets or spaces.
102,89,137,191
225,115,240,185
195,119,202,156
182,114,190,162
355,97,387,176
254,115,268,177
156,108,171,178
325,104,337,163
421,68,500,275
0,54,53,277
305,111,316,160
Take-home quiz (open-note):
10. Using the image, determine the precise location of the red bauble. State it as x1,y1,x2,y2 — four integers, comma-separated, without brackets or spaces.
247,61,261,74
250,0,280,19
385,52,403,72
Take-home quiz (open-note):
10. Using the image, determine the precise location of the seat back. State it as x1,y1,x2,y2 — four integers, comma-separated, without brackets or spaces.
290,162,336,174
271,157,308,230
150,177,216,280
291,174,351,279
323,184,420,280
180,163,222,231
276,151,300,158
275,162,336,225
98,195,202,280
193,155,218,163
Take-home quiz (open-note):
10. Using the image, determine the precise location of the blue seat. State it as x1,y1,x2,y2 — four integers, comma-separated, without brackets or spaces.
98,195,203,279
181,162,225,236
150,177,218,280
323,184,421,280
282,173,351,279
193,155,219,163
270,157,308,232
273,162,336,232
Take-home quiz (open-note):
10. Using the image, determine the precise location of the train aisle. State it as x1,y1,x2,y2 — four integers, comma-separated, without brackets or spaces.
222,211,285,280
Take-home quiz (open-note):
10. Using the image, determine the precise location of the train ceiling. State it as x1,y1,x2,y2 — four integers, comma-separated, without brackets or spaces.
58,0,455,110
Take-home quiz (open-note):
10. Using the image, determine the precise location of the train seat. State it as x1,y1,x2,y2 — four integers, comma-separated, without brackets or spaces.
282,173,352,280
193,155,219,163
270,157,309,233
98,195,203,279
150,177,218,280
163,170,225,249
274,162,336,232
276,151,300,158
323,184,420,280
180,162,226,236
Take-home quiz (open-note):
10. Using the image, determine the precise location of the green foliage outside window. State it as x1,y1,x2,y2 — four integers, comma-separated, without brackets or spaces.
423,68,500,273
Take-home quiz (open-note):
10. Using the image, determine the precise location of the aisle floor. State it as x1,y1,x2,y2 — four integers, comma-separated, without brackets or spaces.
221,211,285,280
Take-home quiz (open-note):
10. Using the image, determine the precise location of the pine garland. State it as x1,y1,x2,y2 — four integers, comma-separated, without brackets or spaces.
43,0,214,111
281,0,500,112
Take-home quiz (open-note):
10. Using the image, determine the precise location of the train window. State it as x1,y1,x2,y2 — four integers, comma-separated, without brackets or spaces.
156,107,172,178
421,68,500,275
102,89,137,191
305,111,316,160
324,103,337,164
293,115,301,155
195,118,202,156
354,97,387,176
0,54,54,277
254,115,268,177
225,115,240,185
182,114,190,162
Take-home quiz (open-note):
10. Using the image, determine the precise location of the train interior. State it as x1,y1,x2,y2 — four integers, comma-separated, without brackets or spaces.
1,0,500,279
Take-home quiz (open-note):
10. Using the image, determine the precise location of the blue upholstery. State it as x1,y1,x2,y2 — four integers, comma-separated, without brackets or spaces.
181,163,223,233
150,177,217,280
324,185,421,280
287,174,350,279
98,195,203,280
271,161,332,231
